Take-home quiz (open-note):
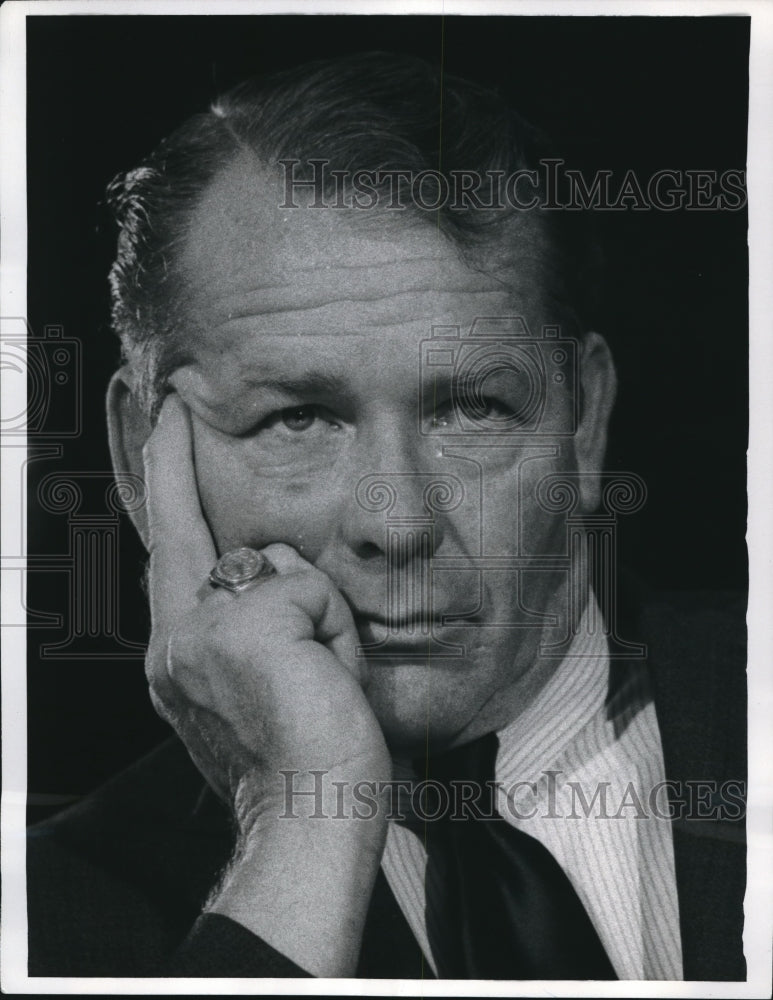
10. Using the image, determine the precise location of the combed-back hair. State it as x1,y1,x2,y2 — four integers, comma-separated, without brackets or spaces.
106,51,602,417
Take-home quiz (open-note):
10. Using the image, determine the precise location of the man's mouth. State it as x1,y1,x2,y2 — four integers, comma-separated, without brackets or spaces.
352,610,474,657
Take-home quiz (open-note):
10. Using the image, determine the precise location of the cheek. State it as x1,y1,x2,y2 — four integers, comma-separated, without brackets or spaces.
466,450,574,625
191,421,346,557
448,446,575,556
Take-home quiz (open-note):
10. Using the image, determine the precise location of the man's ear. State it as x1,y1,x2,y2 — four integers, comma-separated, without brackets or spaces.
106,368,152,550
574,332,618,513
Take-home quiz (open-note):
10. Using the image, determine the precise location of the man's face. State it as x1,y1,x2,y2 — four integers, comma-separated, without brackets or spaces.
166,153,610,755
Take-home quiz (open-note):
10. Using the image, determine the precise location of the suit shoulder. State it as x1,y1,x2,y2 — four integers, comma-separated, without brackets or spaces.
27,737,233,976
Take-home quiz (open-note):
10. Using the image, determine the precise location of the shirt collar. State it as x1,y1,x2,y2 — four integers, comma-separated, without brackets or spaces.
496,595,611,784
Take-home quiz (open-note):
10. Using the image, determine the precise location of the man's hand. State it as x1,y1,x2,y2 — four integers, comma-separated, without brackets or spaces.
142,394,391,975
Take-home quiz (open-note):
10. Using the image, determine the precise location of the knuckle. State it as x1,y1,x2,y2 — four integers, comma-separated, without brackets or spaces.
148,685,171,723
141,432,159,472
165,650,186,686
261,542,297,560
260,542,309,574
207,618,252,668
168,611,247,679
166,626,200,678
144,638,167,685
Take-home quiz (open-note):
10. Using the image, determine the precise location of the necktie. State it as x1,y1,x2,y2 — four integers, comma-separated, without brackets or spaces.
414,732,618,980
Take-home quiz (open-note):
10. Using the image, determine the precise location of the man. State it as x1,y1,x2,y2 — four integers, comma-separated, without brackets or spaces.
27,53,746,981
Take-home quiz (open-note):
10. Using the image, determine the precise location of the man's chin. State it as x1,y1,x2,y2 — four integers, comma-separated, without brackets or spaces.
360,657,488,757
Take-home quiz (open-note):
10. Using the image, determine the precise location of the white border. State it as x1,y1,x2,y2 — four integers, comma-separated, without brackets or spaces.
745,2,773,997
1,1,771,996
0,0,769,13
0,0,29,992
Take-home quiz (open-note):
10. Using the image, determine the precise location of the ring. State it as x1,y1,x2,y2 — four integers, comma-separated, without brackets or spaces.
209,547,277,593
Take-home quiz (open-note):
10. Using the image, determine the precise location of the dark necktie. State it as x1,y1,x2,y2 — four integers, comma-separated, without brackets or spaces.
413,732,618,980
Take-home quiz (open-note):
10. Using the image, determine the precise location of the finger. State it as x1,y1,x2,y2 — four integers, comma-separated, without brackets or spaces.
144,393,216,625
199,544,314,604
253,558,360,676
260,542,315,575
244,544,354,642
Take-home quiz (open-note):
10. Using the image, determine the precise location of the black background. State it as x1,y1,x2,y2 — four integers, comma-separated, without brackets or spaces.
25,14,749,819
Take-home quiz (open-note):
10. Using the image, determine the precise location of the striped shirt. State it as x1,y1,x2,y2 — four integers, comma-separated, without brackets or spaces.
381,597,684,980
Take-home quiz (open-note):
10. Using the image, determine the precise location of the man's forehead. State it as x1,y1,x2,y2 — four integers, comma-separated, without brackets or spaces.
181,151,455,277
177,151,558,351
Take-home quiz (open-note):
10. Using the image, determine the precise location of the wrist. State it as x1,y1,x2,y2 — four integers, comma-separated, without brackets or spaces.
210,803,388,976
234,752,393,835
208,758,392,977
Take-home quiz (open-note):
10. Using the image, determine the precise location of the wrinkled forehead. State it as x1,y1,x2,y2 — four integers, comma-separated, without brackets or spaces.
178,151,563,345
181,152,428,276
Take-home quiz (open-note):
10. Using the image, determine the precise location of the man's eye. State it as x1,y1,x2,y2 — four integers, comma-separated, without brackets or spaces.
430,396,515,429
430,401,455,429
477,397,514,420
263,404,342,436
280,406,318,432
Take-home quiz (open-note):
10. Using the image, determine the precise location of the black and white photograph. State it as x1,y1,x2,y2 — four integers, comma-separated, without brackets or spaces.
1,1,771,994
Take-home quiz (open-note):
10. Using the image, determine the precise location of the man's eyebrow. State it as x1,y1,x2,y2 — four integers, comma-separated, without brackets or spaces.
238,372,350,397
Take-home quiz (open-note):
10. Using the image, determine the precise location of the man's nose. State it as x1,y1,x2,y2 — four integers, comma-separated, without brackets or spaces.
338,423,459,566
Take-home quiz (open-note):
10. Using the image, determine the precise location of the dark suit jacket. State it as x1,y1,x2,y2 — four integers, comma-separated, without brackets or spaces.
27,588,746,980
